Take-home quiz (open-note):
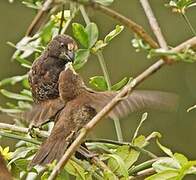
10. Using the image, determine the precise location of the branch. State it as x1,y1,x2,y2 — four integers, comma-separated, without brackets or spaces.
0,131,41,145
0,122,115,178
26,0,56,37
70,0,158,49
140,0,168,50
0,123,49,138
86,139,157,159
129,158,159,175
48,36,196,180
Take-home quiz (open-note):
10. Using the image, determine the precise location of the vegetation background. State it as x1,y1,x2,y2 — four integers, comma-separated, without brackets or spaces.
0,0,196,179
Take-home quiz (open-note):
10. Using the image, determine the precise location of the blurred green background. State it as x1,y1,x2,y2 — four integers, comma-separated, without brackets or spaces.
0,0,196,160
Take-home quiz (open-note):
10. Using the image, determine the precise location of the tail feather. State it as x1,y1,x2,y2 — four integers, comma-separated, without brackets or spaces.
30,129,70,166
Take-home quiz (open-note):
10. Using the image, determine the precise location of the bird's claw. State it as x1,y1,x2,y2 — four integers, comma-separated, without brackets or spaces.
28,125,42,138
77,146,98,160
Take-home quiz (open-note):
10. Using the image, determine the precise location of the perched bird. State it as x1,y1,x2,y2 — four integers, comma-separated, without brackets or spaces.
0,154,12,180
26,34,78,127
30,63,178,166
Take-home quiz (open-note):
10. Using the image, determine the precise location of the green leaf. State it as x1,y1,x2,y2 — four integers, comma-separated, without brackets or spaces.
22,78,30,89
20,89,32,97
73,49,90,70
174,153,188,166
0,74,27,87
15,56,32,69
104,25,124,43
0,106,23,113
92,40,108,52
103,170,118,180
147,131,162,141
152,157,181,173
14,159,29,171
41,172,49,180
86,23,99,48
94,0,114,6
89,76,108,91
40,21,55,44
107,154,129,178
65,159,86,179
57,169,70,180
9,147,35,165
17,101,32,110
133,135,149,148
72,23,89,48
111,77,128,91
113,145,140,169
132,113,148,142
0,89,33,102
14,36,41,59
146,170,179,180
187,104,196,112
156,140,173,157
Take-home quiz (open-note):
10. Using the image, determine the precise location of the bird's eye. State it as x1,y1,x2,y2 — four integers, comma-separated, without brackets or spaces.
60,43,64,47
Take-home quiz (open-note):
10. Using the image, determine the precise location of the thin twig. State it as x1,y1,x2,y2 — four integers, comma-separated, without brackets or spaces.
0,131,41,145
139,0,173,64
79,5,91,24
48,36,196,180
26,0,55,36
182,13,196,36
0,123,49,138
139,0,168,50
61,3,79,34
0,123,115,178
58,5,65,35
86,139,157,159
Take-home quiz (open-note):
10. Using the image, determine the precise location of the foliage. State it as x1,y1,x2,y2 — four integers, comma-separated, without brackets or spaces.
0,0,196,179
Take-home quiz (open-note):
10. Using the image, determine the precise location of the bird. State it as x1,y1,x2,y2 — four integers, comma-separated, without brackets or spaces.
30,63,179,166
25,34,78,128
0,154,12,180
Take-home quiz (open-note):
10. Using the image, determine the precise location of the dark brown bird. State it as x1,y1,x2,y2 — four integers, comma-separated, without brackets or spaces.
26,34,78,127
30,63,178,166
0,154,12,180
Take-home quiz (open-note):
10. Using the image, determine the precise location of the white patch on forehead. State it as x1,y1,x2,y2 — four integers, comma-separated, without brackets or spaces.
67,43,75,50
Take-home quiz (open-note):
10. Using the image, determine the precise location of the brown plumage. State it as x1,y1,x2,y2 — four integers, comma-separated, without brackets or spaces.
0,154,12,180
26,34,77,127
30,63,178,166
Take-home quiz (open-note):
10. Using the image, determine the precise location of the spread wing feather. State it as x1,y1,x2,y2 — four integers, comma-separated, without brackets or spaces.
88,90,179,119
22,98,64,127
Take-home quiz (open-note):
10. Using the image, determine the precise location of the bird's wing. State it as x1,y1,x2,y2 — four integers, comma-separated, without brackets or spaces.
30,99,96,166
88,90,179,119
22,98,64,127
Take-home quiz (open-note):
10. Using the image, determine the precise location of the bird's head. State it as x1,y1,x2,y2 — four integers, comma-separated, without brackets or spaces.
47,34,78,62
58,63,86,101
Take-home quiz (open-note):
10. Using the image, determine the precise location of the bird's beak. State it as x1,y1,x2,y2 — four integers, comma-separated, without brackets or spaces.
59,51,75,62
66,51,75,62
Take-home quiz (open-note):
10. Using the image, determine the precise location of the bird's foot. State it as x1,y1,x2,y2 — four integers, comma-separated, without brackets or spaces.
77,146,98,160
28,125,42,138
